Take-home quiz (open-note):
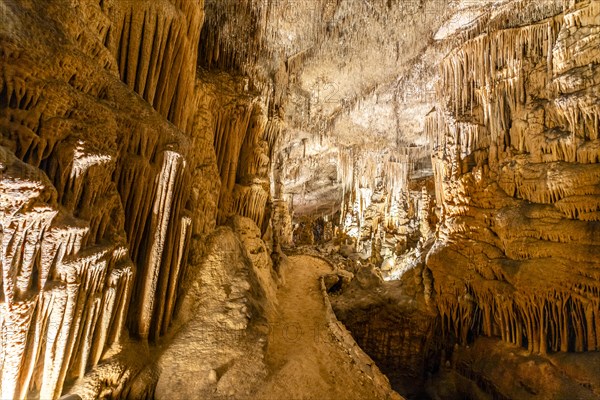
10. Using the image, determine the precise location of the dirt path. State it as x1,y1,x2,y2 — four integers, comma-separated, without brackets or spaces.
254,255,398,400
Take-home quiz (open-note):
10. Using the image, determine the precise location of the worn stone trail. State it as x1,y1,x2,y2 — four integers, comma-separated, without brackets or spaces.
255,255,399,400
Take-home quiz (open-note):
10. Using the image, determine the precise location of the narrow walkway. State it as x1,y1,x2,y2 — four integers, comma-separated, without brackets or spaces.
254,255,398,400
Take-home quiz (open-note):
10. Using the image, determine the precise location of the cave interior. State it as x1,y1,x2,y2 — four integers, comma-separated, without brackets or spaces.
1,0,600,399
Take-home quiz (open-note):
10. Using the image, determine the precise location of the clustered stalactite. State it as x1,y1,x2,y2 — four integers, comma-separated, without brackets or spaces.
427,0,600,355
102,0,204,133
0,0,294,395
198,0,329,79
194,0,317,233
71,0,202,344
0,0,273,397
209,92,273,229
1,147,132,400
332,145,435,275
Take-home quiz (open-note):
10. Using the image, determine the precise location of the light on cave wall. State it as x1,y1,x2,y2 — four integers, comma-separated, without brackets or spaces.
382,245,422,281
381,256,397,281
344,212,359,239
70,140,111,179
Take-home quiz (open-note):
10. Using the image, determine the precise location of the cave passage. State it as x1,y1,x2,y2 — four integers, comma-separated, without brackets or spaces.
254,255,397,400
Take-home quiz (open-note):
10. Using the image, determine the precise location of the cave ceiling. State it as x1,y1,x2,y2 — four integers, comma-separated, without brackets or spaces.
202,0,541,216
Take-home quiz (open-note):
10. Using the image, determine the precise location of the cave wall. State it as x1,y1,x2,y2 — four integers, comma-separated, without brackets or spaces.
426,0,600,355
0,0,281,398
336,301,440,399
0,0,203,397
2,0,600,398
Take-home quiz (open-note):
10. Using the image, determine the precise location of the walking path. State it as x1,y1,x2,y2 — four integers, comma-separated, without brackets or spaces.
254,255,401,400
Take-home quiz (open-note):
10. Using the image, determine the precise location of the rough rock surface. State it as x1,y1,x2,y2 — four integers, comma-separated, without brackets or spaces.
2,0,600,399
153,220,275,400
427,0,600,355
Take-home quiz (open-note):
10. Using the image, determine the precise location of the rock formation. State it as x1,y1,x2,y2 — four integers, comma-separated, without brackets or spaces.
427,0,600,357
1,0,599,399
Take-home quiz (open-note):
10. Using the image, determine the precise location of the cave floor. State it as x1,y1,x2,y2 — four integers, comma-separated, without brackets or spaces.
254,255,397,400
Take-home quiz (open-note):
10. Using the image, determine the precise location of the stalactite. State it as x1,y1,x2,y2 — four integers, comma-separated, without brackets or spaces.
212,100,255,224
429,0,600,358
230,184,270,228
236,104,269,183
0,146,136,398
433,263,600,354
439,14,564,122
132,150,184,339
101,0,204,133
160,216,191,335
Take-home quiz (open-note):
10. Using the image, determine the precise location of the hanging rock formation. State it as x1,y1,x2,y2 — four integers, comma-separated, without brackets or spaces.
0,0,202,396
427,0,600,356
1,0,600,399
